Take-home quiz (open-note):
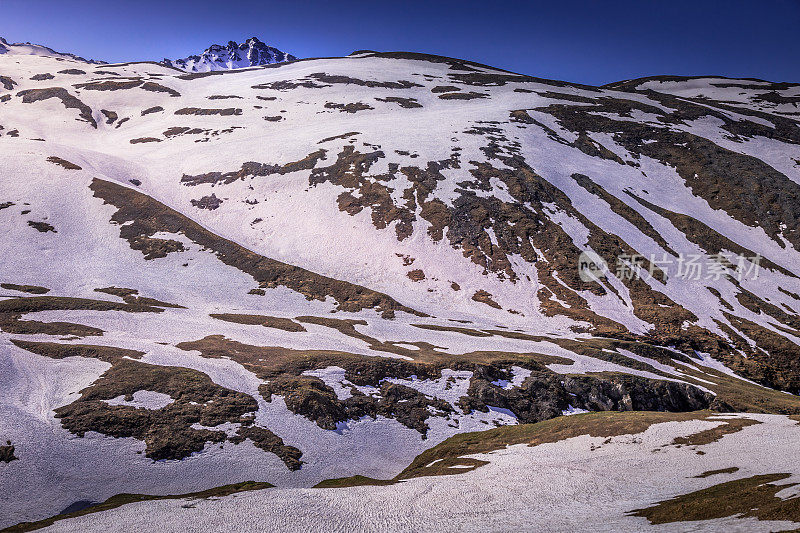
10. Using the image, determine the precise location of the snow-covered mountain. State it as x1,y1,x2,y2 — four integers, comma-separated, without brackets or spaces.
161,37,296,72
1,40,800,531
0,36,105,64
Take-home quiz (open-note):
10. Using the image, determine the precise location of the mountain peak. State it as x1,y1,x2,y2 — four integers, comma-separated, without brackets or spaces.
162,37,296,72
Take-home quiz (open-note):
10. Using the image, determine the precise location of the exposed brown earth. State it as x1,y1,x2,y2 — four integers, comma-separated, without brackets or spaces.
190,194,222,210
670,417,761,446
26,221,56,233
140,106,163,116
318,132,359,144
10,336,301,468
210,313,307,332
307,72,423,89
100,110,117,124
75,80,142,91
407,269,426,281
438,91,488,100
323,102,374,113
375,96,423,109
431,86,461,93
139,82,180,97
46,156,81,170
1,314,103,338
535,96,800,251
472,290,501,309
17,87,96,127
93,286,184,308
693,467,740,478
234,102,800,394
174,107,242,116
10,339,145,363
411,323,493,338
0,441,16,463
3,55,800,531
52,357,302,467
0,294,171,337
0,283,50,294
181,150,326,186
278,140,680,344
163,126,206,137
0,76,17,90
314,475,394,488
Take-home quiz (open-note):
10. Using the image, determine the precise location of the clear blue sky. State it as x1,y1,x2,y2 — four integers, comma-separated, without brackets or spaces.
2,0,798,85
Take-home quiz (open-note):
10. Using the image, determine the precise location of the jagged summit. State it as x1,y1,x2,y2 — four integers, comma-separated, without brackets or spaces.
161,37,296,72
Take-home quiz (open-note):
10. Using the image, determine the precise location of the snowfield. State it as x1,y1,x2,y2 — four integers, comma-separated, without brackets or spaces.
1,38,800,530
38,414,800,532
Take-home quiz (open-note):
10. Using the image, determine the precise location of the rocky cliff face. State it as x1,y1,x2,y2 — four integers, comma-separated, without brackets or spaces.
161,37,296,71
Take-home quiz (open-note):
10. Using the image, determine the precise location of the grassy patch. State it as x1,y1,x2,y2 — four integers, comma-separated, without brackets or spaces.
629,473,800,525
210,313,306,332
94,287,184,309
174,107,241,116
0,295,169,337
10,339,144,363
671,417,760,446
692,467,739,478
3,481,274,533
46,156,81,170
676,364,800,415
395,410,716,480
412,323,492,337
0,283,49,294
313,475,395,489
313,410,735,487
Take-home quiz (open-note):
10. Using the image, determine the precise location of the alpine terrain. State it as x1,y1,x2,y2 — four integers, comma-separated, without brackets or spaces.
1,35,800,532
161,37,296,72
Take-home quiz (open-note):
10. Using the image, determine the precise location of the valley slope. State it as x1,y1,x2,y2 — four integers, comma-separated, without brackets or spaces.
1,41,800,530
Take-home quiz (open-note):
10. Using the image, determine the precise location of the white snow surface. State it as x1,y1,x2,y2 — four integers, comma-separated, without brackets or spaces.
39,414,800,533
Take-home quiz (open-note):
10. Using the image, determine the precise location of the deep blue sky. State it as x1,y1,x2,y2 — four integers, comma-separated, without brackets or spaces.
2,0,798,85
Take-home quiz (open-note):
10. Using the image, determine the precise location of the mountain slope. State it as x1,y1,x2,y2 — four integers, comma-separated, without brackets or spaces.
30,412,800,533
0,37,105,64
1,45,800,529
